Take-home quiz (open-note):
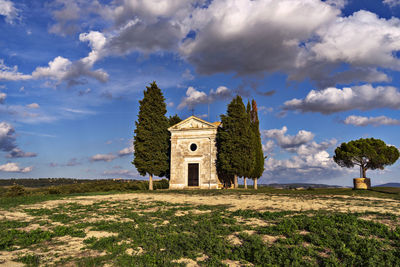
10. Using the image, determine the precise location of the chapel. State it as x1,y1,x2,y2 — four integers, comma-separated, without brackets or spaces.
168,116,222,189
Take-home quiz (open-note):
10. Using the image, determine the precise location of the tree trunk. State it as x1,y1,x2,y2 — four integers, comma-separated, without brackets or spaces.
244,177,247,189
362,167,367,178
234,175,238,189
149,174,153,191
254,178,258,190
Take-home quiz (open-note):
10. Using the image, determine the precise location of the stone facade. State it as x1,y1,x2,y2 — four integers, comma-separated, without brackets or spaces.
168,116,221,189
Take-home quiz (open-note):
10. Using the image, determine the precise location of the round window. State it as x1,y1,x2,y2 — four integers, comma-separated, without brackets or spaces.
190,143,197,151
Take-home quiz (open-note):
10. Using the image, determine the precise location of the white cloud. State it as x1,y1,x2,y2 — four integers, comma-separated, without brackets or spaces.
63,108,96,115
0,105,57,124
26,103,40,109
32,53,108,87
258,106,273,115
103,169,137,177
262,127,340,181
103,0,198,54
20,0,400,89
0,0,19,24
5,0,400,89
263,148,341,182
181,0,338,76
311,11,400,70
180,1,400,86
6,148,37,158
325,0,347,9
90,153,116,162
0,31,108,86
48,0,109,36
0,122,37,157
178,86,232,109
78,88,91,96
182,69,194,80
383,0,400,7
0,121,16,152
0,162,32,173
263,126,314,149
0,59,31,81
284,84,400,114
118,146,134,157
178,86,208,109
48,0,81,35
79,31,107,65
261,126,341,181
262,140,275,154
0,91,5,104
343,115,400,126
32,56,72,81
66,157,80,166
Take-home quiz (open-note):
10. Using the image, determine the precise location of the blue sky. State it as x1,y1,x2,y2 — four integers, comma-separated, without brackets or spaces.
1,0,400,186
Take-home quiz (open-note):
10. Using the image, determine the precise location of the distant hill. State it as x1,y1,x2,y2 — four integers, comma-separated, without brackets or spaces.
260,183,345,189
373,183,400,188
0,178,133,188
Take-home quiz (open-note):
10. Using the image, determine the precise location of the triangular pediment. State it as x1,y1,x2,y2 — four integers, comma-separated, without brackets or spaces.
169,116,219,131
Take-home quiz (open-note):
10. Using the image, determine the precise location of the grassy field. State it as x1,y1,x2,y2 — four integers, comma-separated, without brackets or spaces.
0,187,400,266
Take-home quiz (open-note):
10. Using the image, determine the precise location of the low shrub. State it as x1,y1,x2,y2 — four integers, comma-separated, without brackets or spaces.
6,185,29,197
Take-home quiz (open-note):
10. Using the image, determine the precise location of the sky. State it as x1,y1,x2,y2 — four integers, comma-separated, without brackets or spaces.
1,0,400,187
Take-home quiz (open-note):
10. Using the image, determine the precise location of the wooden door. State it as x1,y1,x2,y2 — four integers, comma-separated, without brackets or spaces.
188,163,199,186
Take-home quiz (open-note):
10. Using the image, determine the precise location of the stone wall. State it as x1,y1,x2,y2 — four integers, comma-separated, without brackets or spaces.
169,128,219,189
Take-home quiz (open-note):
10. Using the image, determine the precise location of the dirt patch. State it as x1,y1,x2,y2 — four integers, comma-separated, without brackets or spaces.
85,230,118,239
196,254,208,261
126,247,144,256
242,217,272,228
0,236,105,266
262,235,286,244
242,230,256,235
175,210,189,216
172,258,199,267
359,215,400,229
298,230,310,235
0,250,25,267
227,234,242,246
222,259,254,266
13,192,399,215
17,223,49,232
0,210,35,221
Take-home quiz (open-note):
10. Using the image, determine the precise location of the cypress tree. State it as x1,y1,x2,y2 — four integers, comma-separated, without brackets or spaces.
217,95,254,188
249,100,265,189
244,101,256,189
133,82,169,190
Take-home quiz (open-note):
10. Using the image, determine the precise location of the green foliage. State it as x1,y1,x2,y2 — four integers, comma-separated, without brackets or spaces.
133,81,170,178
6,185,28,197
249,100,265,179
0,228,53,250
3,191,400,266
53,226,86,238
16,254,41,266
334,138,399,177
245,101,256,179
217,95,255,181
0,178,96,188
168,114,182,127
0,179,169,209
